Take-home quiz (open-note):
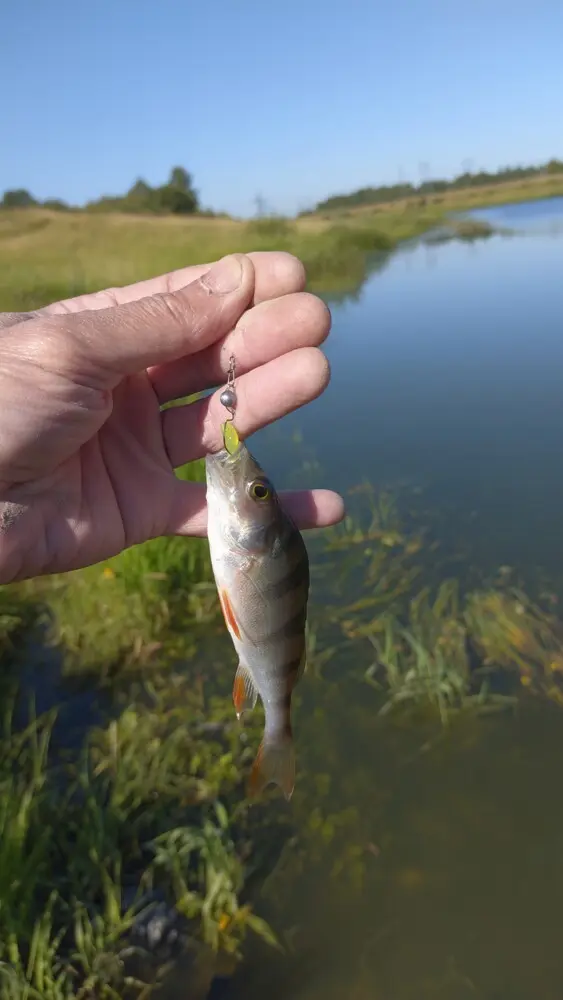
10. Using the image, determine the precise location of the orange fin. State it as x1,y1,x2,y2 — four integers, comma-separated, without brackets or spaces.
219,589,241,640
248,734,295,801
233,662,258,719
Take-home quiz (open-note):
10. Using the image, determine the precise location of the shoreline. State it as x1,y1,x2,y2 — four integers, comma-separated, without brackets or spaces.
0,183,561,310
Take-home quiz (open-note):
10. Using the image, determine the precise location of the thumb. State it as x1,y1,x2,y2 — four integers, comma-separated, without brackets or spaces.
24,254,255,387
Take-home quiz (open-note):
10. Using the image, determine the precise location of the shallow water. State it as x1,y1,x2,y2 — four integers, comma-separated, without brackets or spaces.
219,199,563,1000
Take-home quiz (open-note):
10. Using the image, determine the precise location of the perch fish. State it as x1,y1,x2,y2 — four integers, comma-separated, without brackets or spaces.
205,421,310,800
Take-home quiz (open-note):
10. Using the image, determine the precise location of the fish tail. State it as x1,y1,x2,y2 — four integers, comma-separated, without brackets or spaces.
248,728,295,801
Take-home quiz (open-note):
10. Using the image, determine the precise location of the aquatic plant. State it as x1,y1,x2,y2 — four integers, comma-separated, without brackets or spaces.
0,681,280,1000
465,585,563,705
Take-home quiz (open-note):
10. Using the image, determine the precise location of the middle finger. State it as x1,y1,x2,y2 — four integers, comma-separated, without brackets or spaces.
149,291,331,404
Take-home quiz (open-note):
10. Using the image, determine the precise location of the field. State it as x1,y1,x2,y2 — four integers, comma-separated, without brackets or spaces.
0,209,394,310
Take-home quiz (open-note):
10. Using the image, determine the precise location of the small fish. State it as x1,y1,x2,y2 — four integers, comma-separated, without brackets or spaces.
205,434,310,800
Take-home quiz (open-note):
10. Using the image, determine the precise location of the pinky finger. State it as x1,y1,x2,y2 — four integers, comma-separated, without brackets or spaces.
165,482,345,536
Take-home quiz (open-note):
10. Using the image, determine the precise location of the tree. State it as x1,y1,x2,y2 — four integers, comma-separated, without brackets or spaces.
42,198,69,211
163,166,199,212
2,189,37,208
127,178,153,200
155,184,198,214
169,166,192,192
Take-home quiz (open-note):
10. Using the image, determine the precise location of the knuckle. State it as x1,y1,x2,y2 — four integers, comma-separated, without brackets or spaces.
156,288,201,336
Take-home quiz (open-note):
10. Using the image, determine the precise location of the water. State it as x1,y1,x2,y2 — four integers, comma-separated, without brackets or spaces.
259,196,563,590
224,198,563,1000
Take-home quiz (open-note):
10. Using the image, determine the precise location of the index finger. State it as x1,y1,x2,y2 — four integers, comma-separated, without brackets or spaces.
38,251,307,316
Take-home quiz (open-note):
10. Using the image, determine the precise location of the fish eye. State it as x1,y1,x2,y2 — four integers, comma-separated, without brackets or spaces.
249,479,272,501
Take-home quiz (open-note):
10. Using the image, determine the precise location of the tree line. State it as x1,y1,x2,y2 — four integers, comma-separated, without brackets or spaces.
311,158,563,213
4,156,563,219
1,166,203,215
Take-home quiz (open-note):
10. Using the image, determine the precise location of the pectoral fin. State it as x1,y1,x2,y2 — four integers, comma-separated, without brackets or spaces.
233,662,258,719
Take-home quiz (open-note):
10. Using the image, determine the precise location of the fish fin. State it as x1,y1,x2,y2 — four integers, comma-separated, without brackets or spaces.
233,662,258,719
248,733,295,801
219,589,242,640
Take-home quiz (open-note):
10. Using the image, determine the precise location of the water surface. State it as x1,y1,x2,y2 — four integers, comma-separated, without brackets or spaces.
258,197,563,589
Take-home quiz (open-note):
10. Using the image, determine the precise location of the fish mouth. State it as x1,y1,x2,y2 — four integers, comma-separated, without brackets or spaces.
205,439,247,493
205,439,264,494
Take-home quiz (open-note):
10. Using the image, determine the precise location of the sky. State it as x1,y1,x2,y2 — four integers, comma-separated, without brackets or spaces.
2,0,563,218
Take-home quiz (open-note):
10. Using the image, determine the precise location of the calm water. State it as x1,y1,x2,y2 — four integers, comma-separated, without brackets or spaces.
222,198,563,1000
259,195,563,590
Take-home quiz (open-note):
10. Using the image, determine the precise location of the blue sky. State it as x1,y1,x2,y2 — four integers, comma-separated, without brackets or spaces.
2,0,562,217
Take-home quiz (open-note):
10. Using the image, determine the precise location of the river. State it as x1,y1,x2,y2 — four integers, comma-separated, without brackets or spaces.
259,195,563,590
219,197,563,1000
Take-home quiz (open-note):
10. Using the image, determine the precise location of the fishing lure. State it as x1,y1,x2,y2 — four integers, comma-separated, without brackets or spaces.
220,353,240,454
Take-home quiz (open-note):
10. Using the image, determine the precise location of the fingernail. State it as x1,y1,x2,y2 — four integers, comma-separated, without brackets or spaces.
200,255,242,294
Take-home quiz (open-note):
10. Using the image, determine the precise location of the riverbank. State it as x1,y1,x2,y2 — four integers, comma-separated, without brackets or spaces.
2,173,562,311
0,198,495,312
308,170,563,221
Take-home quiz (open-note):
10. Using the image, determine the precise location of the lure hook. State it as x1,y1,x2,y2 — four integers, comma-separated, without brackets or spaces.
220,353,237,423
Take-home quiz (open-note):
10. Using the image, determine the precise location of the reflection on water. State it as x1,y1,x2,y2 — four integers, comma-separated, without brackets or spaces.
222,199,563,1000
468,194,563,235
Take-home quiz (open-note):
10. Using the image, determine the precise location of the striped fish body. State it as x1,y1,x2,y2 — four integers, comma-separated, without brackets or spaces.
205,441,310,800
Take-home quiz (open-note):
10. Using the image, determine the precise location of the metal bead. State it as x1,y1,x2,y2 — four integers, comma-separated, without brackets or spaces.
220,387,237,409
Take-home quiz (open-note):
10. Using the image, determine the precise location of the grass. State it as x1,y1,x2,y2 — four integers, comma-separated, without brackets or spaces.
0,665,282,998
18,460,215,680
0,207,394,310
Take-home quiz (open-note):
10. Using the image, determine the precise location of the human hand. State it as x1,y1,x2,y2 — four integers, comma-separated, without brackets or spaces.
0,252,344,584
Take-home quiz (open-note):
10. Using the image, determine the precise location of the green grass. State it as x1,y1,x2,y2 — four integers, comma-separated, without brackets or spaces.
0,669,280,999
0,207,395,310
18,460,215,680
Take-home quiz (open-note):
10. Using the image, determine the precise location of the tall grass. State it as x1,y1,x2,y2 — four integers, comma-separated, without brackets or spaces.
0,677,279,999
0,208,396,310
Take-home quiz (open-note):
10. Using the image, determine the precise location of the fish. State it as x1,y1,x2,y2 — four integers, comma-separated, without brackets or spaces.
205,432,310,801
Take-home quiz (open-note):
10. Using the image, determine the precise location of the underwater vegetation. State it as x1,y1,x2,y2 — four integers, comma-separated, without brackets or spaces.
2,466,563,997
